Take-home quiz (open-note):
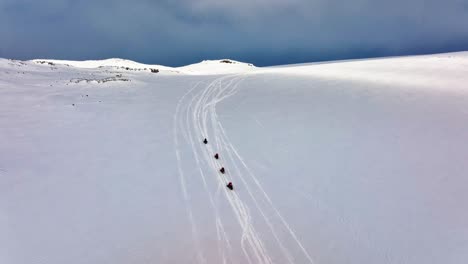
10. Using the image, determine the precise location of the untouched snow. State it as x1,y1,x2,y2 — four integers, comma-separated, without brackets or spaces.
1,52,468,264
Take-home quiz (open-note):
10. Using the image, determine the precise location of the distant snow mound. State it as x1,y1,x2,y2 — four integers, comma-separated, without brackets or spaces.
177,59,256,75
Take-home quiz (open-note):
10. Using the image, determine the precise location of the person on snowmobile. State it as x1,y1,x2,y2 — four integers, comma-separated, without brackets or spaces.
227,182,233,190
214,153,219,159
219,167,225,174
203,138,208,144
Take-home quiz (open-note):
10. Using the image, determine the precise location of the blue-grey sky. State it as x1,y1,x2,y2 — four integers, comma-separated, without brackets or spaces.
1,0,468,66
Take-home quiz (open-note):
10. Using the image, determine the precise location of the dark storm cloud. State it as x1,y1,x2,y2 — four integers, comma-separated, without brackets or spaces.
1,0,467,66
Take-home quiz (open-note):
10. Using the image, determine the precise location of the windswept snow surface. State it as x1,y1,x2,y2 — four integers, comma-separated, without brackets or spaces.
1,53,468,264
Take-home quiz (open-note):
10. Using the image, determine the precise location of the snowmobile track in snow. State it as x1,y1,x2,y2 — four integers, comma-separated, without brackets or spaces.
174,74,316,264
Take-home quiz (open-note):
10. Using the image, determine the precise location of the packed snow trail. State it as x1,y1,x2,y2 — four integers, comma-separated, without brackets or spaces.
174,74,315,263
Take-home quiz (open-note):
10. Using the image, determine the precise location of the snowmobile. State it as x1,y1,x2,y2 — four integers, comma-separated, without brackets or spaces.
226,182,233,190
219,167,225,174
214,153,219,159
203,138,208,144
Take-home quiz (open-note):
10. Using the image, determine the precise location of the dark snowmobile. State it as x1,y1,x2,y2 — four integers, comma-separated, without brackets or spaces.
226,182,233,190
219,167,225,174
214,153,219,159
203,138,208,144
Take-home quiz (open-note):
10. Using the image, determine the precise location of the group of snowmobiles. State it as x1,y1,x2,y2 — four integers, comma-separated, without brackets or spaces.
203,138,234,190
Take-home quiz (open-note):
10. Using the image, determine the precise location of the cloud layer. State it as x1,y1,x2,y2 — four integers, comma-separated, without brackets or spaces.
1,0,467,66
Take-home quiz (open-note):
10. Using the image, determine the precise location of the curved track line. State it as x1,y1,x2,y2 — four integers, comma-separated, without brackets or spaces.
185,77,234,263
195,75,273,264
174,81,207,264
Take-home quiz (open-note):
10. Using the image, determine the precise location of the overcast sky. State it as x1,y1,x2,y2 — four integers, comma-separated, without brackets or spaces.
1,0,468,66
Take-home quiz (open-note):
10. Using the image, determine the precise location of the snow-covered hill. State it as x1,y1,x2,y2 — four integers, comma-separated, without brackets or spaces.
178,59,255,75
32,58,172,71
1,52,468,264
30,58,256,75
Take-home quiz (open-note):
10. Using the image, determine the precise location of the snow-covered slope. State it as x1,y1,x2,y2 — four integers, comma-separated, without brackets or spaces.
1,52,468,264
